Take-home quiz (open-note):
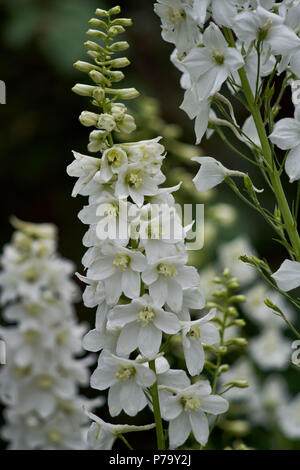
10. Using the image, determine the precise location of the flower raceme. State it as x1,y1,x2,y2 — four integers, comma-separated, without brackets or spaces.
0,219,96,450
68,5,229,450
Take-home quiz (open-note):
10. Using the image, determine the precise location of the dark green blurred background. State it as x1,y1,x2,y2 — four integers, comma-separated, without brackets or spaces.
0,0,299,450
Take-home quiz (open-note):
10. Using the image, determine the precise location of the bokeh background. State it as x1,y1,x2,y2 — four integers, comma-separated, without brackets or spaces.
0,0,299,450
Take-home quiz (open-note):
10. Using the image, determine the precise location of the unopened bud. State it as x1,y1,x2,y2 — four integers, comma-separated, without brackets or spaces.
231,319,246,327
227,306,239,317
109,6,121,15
229,295,246,303
89,18,107,28
218,364,229,375
106,87,139,100
84,40,104,52
108,25,126,36
95,8,108,18
79,111,99,127
72,84,95,97
93,88,105,102
111,18,133,27
226,338,248,347
89,70,106,85
108,58,130,68
106,70,125,82
74,61,99,73
97,114,116,132
223,380,249,389
86,29,107,40
109,41,130,52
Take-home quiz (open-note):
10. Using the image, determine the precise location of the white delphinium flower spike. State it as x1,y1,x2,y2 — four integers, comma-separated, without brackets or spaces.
0,220,97,450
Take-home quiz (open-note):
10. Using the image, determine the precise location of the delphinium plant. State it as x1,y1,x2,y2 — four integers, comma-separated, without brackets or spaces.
67,5,250,451
0,218,95,449
154,0,300,340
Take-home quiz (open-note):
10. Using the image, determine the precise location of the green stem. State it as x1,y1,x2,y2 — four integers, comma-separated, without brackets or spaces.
225,29,300,261
149,360,165,450
118,434,134,450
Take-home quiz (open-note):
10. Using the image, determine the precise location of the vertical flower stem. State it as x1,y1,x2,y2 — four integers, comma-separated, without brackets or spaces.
225,29,300,261
149,360,166,450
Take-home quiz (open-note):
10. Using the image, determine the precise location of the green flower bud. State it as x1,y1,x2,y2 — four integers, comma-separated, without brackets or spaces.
109,41,130,52
217,364,229,375
95,8,108,17
84,40,104,52
227,306,238,317
109,6,121,15
86,29,107,40
72,84,95,97
74,61,99,73
93,87,105,102
230,319,246,327
79,111,99,127
226,338,248,347
89,18,107,28
229,295,246,303
111,18,133,27
106,87,139,100
89,70,106,85
106,70,125,82
107,58,130,68
223,380,249,389
97,113,116,132
108,25,126,36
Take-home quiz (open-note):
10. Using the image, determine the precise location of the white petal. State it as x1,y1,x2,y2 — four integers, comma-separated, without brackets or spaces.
91,366,117,390
270,118,300,150
200,395,229,414
169,413,191,449
189,411,209,446
285,144,300,182
108,384,122,417
116,323,140,356
272,259,300,291
120,379,147,416
154,309,180,334
122,269,140,299
138,324,162,357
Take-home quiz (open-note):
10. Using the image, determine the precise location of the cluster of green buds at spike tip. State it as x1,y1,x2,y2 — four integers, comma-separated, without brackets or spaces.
72,6,139,153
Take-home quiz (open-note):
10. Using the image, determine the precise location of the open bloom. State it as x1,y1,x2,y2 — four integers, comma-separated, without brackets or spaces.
107,294,180,357
192,0,238,28
272,259,300,291
159,381,228,448
142,255,200,312
86,242,147,304
181,309,220,376
233,6,300,56
182,23,243,101
192,156,246,192
270,107,300,182
90,352,155,417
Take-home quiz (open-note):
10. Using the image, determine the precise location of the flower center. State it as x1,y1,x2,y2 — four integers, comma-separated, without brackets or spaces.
187,325,201,340
180,394,202,412
106,148,125,168
25,303,41,316
126,169,143,188
22,267,39,283
258,19,272,41
103,202,118,219
37,374,53,389
14,365,31,377
24,329,38,344
47,430,61,444
115,365,135,382
168,8,186,24
213,52,224,65
113,253,130,271
157,262,177,278
137,305,155,326
57,330,68,345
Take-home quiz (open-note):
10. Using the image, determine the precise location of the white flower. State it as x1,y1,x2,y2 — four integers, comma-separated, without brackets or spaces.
272,259,300,291
233,6,300,57
277,394,300,439
142,255,200,312
270,107,300,182
180,89,212,144
107,294,180,358
98,146,128,182
192,0,238,28
86,242,147,304
159,381,228,448
248,328,291,370
192,156,246,192
86,411,155,450
181,309,220,376
67,151,100,197
90,351,156,416
182,23,244,101
154,0,200,56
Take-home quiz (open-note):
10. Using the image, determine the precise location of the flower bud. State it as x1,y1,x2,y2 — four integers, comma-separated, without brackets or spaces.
111,18,133,27
108,25,125,36
227,306,238,317
106,87,139,100
111,103,127,120
226,338,248,347
107,58,130,68
229,295,246,303
89,70,106,85
79,111,99,127
88,130,108,152
89,18,107,28
95,8,108,17
217,364,229,375
72,84,95,97
86,29,107,40
106,70,125,82
84,41,104,52
74,61,99,73
117,114,136,134
93,87,105,102
223,380,249,389
109,6,121,15
109,41,130,52
97,114,116,132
